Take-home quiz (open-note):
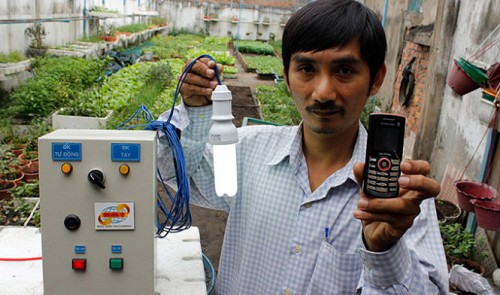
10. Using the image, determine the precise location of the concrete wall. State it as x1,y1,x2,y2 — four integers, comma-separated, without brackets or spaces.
158,0,296,41
0,0,157,55
365,0,499,181
430,0,499,182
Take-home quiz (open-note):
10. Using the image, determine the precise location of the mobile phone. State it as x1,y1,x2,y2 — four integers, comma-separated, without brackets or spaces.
362,113,405,198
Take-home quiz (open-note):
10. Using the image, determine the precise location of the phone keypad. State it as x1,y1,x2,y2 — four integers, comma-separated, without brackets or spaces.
365,156,401,196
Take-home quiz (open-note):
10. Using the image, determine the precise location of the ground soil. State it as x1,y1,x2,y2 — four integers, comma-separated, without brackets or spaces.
176,60,274,272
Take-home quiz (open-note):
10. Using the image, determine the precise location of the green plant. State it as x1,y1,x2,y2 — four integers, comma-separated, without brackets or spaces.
151,16,168,26
10,180,39,199
0,196,40,226
59,87,107,117
360,96,382,129
25,22,47,49
9,56,107,118
243,55,282,74
90,6,118,14
256,82,301,125
0,51,27,63
439,223,483,261
0,144,20,178
116,24,149,33
237,41,275,55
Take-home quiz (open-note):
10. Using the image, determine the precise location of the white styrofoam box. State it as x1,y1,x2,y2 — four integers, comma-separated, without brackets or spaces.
0,226,206,295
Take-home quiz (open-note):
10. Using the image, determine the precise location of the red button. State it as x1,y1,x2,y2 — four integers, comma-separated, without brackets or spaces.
72,258,86,270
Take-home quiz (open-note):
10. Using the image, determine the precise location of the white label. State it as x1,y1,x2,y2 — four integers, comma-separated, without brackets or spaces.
94,202,135,230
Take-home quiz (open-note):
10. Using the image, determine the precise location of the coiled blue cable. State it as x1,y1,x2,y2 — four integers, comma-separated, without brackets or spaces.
118,55,222,238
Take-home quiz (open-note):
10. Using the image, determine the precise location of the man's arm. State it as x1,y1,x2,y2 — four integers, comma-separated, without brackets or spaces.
353,160,449,294
156,58,231,212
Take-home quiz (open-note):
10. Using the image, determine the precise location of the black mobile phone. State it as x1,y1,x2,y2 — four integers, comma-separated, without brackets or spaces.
362,113,405,198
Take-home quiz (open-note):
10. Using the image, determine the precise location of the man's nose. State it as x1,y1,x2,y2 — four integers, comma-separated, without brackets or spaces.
313,73,337,102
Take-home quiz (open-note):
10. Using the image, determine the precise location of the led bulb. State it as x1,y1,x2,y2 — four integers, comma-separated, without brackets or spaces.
213,144,238,197
209,85,238,197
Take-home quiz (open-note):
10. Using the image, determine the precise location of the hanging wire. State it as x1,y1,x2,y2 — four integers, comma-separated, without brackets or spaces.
117,55,222,237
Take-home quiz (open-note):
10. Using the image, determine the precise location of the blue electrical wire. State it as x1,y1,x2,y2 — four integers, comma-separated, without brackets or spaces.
118,55,222,238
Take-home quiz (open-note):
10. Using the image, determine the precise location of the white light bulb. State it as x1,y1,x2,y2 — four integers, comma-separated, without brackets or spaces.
209,85,239,197
213,144,238,197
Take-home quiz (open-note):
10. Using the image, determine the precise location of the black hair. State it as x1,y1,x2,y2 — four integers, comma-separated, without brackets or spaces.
282,0,387,86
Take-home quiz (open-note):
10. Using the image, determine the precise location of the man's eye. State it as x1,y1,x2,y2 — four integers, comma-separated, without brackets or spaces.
298,65,314,73
338,67,354,75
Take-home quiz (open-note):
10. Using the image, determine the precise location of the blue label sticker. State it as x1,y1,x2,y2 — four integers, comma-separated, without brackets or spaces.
111,143,140,162
52,143,82,161
75,245,86,254
111,245,122,253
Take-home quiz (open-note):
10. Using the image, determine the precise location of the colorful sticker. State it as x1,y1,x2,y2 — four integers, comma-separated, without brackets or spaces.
94,202,135,230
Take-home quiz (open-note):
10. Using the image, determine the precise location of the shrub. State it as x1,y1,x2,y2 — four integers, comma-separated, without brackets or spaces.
256,82,300,125
237,41,275,55
0,51,27,63
10,56,107,118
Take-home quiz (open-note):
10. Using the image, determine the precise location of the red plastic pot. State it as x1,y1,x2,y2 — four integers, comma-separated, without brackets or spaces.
454,180,497,212
471,199,500,230
447,60,479,95
447,58,488,95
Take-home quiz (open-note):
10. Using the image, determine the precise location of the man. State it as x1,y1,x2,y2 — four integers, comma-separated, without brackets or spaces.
158,0,448,294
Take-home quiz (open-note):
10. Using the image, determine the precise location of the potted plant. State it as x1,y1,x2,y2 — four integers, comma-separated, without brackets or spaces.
0,144,24,185
25,22,47,57
439,222,485,275
10,180,39,201
0,180,16,200
435,199,462,224
52,87,113,129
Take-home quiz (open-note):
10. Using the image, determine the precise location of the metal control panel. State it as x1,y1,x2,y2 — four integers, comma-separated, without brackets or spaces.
39,129,157,295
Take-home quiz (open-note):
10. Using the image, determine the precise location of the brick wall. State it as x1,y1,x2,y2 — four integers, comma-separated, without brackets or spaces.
391,41,430,134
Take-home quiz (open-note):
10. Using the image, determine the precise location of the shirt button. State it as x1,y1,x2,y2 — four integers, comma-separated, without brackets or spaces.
293,245,301,254
304,202,312,208
284,288,291,295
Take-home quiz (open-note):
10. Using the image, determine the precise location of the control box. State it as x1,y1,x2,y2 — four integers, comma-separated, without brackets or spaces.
39,129,157,295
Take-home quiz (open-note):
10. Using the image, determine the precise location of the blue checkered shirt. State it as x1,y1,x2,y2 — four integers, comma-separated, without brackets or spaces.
157,103,449,295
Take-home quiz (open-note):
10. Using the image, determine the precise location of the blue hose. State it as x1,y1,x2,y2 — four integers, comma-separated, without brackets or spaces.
202,253,216,294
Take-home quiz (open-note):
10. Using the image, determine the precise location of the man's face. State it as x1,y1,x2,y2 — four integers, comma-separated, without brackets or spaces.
284,39,385,137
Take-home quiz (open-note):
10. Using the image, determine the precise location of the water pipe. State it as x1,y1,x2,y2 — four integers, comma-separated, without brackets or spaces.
83,0,87,37
0,18,72,25
235,0,242,55
382,0,389,29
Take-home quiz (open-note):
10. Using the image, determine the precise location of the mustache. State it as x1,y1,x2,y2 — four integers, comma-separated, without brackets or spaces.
306,101,345,113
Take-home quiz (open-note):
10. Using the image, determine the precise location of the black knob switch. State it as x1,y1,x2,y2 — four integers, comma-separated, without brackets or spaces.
64,214,81,231
88,169,106,189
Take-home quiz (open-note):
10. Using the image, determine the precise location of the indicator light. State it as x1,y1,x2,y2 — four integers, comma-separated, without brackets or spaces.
109,258,123,270
61,163,73,174
119,164,130,175
72,258,86,270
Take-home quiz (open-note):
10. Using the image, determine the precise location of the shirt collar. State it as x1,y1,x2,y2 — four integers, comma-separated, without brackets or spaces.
266,122,367,185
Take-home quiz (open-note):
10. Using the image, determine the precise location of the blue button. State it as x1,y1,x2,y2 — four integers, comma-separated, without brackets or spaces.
74,245,86,254
111,245,122,254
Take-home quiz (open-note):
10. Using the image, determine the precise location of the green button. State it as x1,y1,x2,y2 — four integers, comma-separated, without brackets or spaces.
109,258,123,270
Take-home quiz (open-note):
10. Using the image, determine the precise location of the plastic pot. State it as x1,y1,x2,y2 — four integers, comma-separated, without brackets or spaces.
447,57,488,95
454,180,497,212
471,199,500,230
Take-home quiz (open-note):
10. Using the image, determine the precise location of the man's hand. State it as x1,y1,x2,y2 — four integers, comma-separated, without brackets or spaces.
353,160,440,252
179,57,224,107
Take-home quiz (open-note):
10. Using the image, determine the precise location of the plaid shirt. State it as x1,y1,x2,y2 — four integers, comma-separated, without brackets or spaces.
157,103,448,295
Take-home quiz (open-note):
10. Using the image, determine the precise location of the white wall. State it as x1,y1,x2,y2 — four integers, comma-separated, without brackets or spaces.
0,0,157,55
158,1,294,40
430,0,500,181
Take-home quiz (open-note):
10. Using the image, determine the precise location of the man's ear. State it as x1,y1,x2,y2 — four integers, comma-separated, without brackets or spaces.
282,68,291,92
369,64,386,96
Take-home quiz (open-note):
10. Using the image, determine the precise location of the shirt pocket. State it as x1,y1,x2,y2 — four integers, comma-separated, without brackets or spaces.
306,240,362,295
